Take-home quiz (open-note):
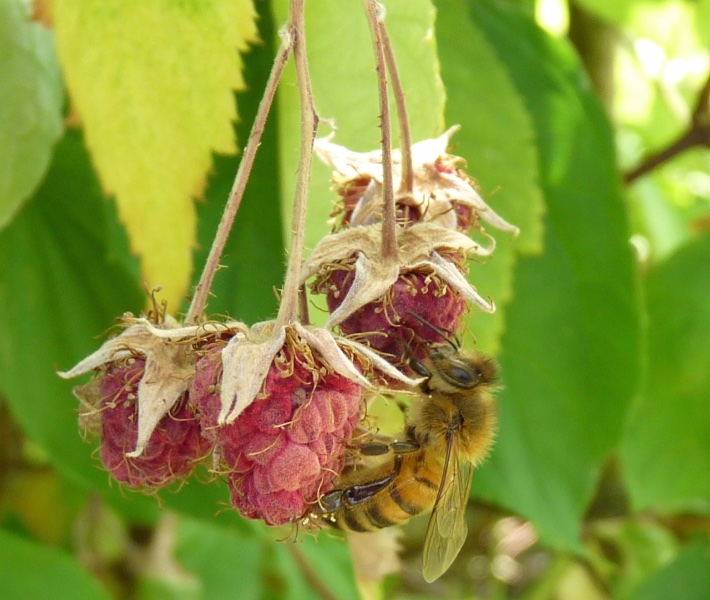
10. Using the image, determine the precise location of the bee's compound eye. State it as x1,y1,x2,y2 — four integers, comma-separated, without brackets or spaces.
445,364,480,388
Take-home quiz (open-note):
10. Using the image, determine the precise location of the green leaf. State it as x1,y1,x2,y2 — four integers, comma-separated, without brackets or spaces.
621,233,710,510
0,529,111,600
570,0,636,26
0,0,63,230
298,534,359,600
273,0,445,252
270,534,358,600
592,519,679,599
437,0,544,255
0,129,156,520
436,0,545,354
53,0,259,309
468,0,641,548
630,540,710,600
175,518,264,600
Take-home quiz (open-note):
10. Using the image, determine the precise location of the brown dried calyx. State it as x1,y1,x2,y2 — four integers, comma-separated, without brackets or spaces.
315,125,520,235
302,127,520,369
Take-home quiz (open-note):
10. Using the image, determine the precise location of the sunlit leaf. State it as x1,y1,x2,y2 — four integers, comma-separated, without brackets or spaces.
53,0,258,310
621,233,710,510
0,0,63,229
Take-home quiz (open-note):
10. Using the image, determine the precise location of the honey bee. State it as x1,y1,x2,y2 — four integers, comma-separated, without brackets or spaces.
307,318,498,582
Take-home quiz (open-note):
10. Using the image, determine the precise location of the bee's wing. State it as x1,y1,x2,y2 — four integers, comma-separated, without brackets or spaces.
421,438,474,583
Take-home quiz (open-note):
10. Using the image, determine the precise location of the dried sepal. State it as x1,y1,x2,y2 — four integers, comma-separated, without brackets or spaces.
315,126,519,235
59,315,247,458
302,222,495,329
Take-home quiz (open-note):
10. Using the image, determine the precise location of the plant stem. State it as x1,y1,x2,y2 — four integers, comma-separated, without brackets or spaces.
364,0,397,261
186,34,292,323
624,72,710,185
379,19,413,196
275,0,318,329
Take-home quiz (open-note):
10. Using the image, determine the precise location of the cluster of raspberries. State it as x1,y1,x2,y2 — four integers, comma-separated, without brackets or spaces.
61,129,517,527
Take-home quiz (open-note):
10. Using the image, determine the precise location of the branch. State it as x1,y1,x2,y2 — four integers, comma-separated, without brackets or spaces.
624,72,710,185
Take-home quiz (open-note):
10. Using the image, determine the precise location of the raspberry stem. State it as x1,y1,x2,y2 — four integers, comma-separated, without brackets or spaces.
276,0,318,329
379,20,414,198
186,31,293,323
364,0,397,262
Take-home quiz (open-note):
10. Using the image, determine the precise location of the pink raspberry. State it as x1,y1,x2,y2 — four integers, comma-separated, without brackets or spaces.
325,267,467,369
191,344,363,526
98,358,210,488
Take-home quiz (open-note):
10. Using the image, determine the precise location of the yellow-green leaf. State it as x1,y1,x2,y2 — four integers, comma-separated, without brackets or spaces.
53,0,258,309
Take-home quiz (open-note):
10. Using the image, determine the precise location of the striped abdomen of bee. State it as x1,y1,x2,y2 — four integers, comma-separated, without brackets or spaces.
313,443,444,532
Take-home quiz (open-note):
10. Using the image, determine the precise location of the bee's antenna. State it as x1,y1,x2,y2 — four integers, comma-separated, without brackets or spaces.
406,311,460,350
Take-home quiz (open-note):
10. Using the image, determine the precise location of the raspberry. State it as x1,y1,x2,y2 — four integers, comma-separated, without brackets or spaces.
323,264,467,368
191,342,363,526
98,358,210,488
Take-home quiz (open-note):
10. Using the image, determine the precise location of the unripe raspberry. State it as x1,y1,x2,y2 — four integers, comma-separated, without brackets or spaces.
97,357,210,488
191,340,363,526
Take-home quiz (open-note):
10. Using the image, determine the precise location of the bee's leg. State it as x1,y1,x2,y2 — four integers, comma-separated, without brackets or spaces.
406,311,461,348
313,489,345,513
359,442,391,456
359,440,420,456
390,440,421,454
409,355,431,378
341,455,404,507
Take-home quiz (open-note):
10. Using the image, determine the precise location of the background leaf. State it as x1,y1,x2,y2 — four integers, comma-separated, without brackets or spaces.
621,233,710,511
468,0,641,548
0,529,111,600
52,0,258,309
175,518,263,600
0,130,157,520
630,540,710,600
0,0,63,230
436,0,545,354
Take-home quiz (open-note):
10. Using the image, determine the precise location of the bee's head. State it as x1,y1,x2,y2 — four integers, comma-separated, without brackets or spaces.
427,345,498,392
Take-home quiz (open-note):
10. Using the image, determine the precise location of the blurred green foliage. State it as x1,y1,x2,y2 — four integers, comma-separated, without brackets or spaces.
1,0,709,598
